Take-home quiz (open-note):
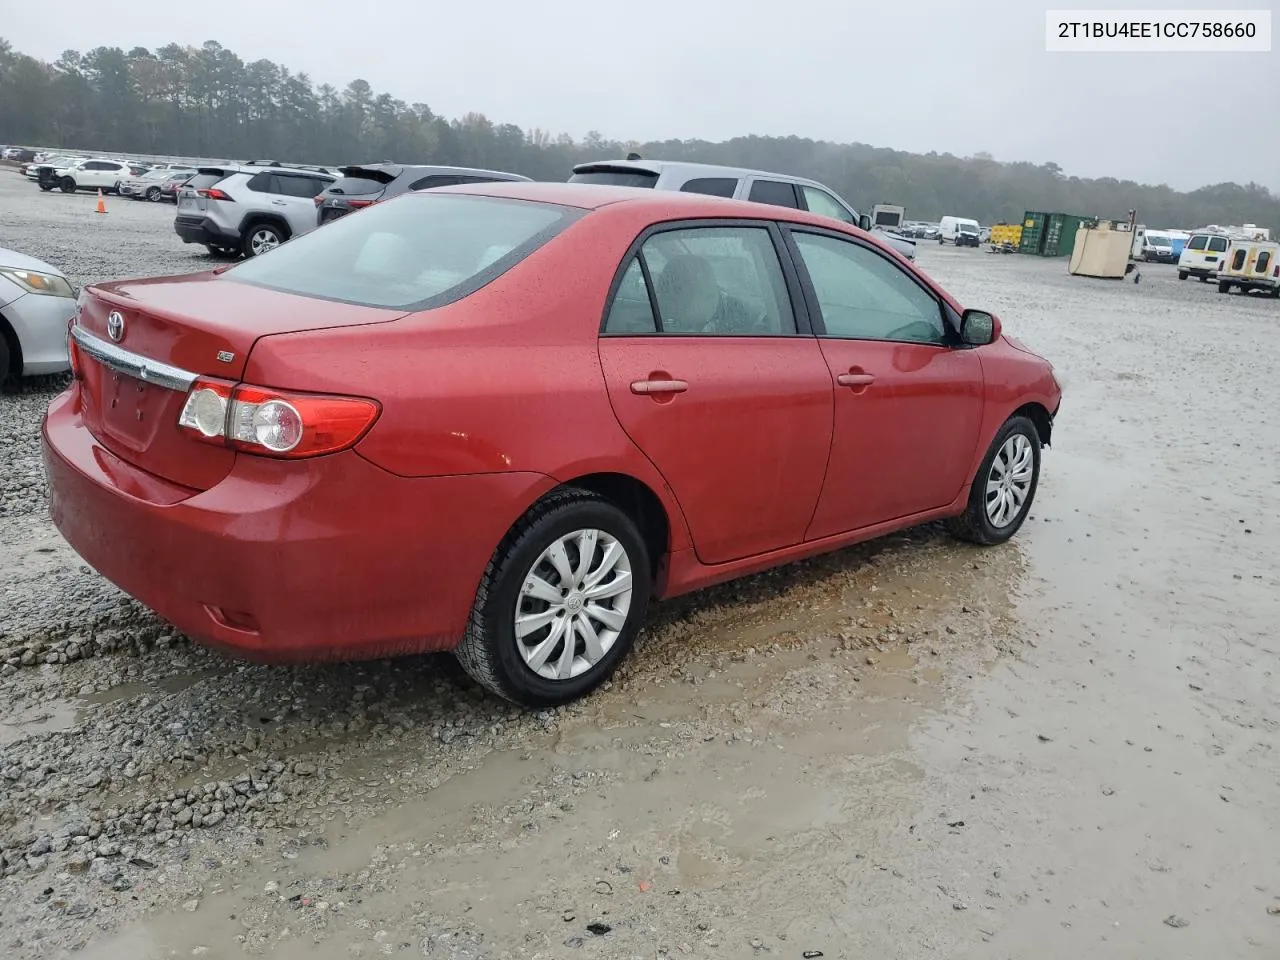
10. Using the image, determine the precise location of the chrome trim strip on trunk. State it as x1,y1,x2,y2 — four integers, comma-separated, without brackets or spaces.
70,324,198,393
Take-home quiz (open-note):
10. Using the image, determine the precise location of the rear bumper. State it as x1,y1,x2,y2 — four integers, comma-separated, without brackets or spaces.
1223,277,1279,291
42,388,556,663
174,215,239,247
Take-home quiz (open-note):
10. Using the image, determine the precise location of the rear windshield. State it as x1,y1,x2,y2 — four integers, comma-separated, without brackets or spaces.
1208,236,1229,252
185,172,227,190
569,170,659,188
874,211,901,226
328,175,390,196
225,194,581,310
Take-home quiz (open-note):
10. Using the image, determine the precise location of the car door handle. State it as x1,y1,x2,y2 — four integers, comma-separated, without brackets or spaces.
630,379,688,395
836,373,876,387
271,200,287,206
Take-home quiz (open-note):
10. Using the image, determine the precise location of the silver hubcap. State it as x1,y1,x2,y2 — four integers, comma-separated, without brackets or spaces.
250,230,279,255
515,529,633,681
985,434,1034,528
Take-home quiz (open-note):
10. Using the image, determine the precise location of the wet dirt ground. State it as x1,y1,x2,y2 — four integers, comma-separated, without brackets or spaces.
2,177,1278,958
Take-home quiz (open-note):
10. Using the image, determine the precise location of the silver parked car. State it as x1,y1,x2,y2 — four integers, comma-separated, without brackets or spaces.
0,247,75,380
174,162,336,258
569,158,917,260
120,166,196,201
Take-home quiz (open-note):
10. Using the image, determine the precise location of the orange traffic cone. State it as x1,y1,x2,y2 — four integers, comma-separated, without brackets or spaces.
95,189,106,215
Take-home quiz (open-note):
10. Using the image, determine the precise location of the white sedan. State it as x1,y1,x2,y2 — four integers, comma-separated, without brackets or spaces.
0,247,75,380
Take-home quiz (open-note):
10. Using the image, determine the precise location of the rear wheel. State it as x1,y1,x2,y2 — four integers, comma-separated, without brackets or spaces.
242,223,284,258
455,489,652,707
146,187,161,201
948,416,1041,546
59,177,76,193
1218,280,1231,293
204,244,238,259
1177,270,1187,279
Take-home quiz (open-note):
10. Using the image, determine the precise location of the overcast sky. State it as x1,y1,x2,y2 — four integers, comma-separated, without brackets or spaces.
2,0,1276,192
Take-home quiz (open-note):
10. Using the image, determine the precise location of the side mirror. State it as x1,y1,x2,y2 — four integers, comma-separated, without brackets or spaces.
961,309,1000,346
858,214,873,232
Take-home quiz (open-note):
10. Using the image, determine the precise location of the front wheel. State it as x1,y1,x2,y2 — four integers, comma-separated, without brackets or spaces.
39,183,53,192
242,223,284,258
59,177,76,193
948,416,1041,546
455,489,652,707
1178,271,1187,280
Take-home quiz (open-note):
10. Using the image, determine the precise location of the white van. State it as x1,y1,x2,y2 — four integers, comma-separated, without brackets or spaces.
938,216,981,247
870,203,905,231
1217,240,1280,297
1178,233,1231,281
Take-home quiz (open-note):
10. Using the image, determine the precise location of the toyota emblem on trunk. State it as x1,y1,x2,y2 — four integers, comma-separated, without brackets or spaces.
106,311,125,342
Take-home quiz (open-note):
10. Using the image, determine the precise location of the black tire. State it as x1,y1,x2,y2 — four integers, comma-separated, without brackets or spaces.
39,183,53,192
1198,275,1208,282
1218,280,1231,293
1177,271,1187,280
204,244,238,259
455,488,652,707
1270,286,1280,299
241,222,284,258
146,187,161,201
0,331,10,385
948,416,1041,547
59,177,76,193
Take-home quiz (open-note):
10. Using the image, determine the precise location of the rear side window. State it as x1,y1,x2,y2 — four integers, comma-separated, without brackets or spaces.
748,180,799,208
604,226,795,336
1231,248,1247,270
1208,236,1229,253
568,170,659,188
679,177,738,198
1187,235,1207,250
225,194,580,310
1257,251,1271,273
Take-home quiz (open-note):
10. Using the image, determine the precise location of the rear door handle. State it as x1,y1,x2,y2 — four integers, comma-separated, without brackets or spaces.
271,200,287,206
630,379,688,395
836,373,876,387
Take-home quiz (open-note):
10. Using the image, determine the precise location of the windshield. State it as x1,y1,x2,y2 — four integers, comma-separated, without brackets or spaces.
226,193,581,310
1148,236,1172,247
959,223,979,234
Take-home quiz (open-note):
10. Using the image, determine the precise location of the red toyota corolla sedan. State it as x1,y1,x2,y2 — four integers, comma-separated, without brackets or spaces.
42,182,1062,707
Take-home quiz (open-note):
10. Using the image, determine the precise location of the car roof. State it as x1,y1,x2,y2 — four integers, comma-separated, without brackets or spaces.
431,180,886,235
571,158,832,189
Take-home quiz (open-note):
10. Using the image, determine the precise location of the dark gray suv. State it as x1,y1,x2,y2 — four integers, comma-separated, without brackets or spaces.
314,163,530,227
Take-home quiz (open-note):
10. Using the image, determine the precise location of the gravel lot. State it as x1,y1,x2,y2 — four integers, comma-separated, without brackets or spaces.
2,172,1279,959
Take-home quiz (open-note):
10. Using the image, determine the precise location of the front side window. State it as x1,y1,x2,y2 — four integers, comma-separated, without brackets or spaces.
800,186,855,224
603,226,795,336
226,193,579,310
792,231,946,345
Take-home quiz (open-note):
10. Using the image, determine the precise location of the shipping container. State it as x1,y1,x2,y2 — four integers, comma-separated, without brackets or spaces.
1019,210,1091,256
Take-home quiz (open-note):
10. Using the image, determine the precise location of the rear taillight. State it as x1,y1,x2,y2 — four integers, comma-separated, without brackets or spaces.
197,188,234,202
346,199,374,209
177,378,380,459
313,196,324,207
1274,264,1278,277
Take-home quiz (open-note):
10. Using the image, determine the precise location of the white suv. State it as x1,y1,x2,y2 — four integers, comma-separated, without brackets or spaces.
174,163,335,258
51,157,132,194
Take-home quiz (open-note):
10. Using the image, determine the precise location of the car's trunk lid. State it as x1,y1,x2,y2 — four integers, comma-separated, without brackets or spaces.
75,273,404,491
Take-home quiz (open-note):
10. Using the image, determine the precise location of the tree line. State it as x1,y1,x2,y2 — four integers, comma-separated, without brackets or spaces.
1,37,1275,232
